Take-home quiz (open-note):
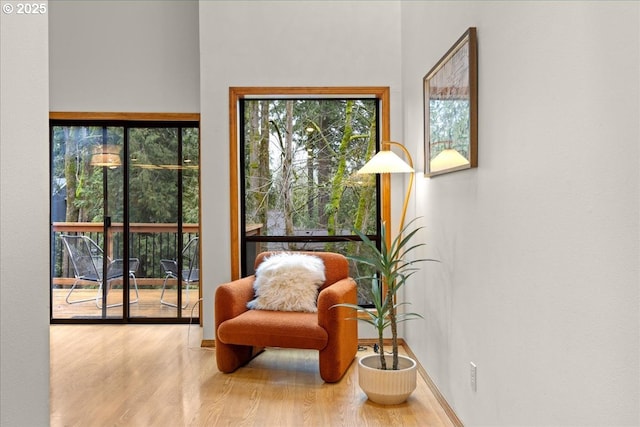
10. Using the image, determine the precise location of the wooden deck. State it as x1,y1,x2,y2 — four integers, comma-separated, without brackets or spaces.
51,288,200,320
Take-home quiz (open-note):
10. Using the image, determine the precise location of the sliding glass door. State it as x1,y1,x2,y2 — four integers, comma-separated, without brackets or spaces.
127,126,200,319
50,119,199,323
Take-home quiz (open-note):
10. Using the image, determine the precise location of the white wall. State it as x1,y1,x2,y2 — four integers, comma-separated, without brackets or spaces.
49,0,199,112
198,0,403,339
401,2,640,425
0,2,50,425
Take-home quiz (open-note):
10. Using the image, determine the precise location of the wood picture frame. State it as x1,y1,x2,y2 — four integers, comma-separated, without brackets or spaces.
424,27,477,177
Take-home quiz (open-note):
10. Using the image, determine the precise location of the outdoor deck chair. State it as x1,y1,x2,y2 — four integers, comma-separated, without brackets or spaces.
159,236,199,308
60,234,140,308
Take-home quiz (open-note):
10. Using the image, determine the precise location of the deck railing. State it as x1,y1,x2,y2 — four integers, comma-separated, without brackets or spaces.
52,222,199,287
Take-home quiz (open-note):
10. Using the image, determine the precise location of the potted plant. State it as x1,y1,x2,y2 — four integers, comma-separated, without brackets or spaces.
335,218,434,404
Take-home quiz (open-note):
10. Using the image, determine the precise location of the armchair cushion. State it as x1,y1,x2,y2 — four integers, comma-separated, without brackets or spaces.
247,252,325,312
217,310,328,349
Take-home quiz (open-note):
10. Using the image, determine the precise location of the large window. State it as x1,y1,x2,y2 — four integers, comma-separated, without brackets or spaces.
50,114,200,323
231,88,390,306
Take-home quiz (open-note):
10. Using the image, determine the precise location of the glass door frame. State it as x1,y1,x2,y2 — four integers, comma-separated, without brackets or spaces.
49,112,200,325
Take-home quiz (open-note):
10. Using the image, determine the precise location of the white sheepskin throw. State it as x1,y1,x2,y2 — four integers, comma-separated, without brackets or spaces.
247,252,326,312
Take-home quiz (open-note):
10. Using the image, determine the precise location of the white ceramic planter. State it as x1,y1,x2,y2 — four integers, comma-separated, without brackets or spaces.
358,354,417,405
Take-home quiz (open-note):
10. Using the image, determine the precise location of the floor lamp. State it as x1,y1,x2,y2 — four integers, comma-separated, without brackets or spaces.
357,141,414,234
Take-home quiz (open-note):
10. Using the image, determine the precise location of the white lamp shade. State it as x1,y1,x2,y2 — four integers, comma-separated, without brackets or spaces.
357,150,414,174
430,148,469,173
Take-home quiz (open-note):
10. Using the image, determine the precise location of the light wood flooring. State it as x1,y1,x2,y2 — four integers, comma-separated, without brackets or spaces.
50,325,458,426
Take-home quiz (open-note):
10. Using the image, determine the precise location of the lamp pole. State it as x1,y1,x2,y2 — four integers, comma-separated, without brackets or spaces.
383,141,414,235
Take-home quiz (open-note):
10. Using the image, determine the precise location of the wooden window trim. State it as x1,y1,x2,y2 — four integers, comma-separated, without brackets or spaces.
50,112,200,122
228,86,391,280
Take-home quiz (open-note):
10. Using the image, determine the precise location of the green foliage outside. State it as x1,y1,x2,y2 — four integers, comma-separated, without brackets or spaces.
243,99,378,237
51,125,199,280
242,99,380,304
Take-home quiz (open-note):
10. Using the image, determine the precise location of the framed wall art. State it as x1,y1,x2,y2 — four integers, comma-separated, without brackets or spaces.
424,27,477,177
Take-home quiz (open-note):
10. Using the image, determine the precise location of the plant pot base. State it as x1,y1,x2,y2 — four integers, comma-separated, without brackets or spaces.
358,354,417,405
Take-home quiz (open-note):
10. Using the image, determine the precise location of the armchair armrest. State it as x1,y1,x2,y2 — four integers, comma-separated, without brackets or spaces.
215,276,255,330
215,276,261,373
317,277,358,382
317,277,357,329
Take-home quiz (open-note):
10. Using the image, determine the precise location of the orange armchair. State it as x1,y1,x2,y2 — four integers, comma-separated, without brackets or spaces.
215,251,358,383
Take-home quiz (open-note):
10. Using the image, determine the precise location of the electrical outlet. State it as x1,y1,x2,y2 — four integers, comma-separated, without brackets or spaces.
470,362,477,392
